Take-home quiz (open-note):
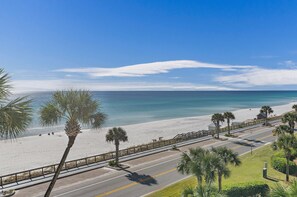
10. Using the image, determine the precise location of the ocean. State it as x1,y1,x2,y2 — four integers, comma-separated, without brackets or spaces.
15,91,297,137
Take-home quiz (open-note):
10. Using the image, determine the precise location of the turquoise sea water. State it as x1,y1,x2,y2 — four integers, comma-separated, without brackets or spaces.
15,91,297,137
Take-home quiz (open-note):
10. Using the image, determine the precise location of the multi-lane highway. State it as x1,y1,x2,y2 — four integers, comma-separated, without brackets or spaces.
18,125,277,197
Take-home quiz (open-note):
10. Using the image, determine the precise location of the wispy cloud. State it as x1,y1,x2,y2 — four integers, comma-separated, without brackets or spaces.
11,79,236,93
216,68,297,86
13,60,297,92
278,60,297,68
251,55,279,59
56,60,257,77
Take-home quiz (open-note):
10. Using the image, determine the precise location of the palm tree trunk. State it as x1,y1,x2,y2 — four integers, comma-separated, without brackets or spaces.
115,141,119,166
227,119,230,135
286,157,290,182
44,136,76,197
196,176,202,187
265,112,268,126
218,172,222,192
291,122,295,134
216,121,220,139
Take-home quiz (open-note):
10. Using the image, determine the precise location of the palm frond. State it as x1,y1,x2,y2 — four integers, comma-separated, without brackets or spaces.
182,186,195,197
288,179,297,196
223,112,235,120
0,68,11,100
270,183,288,197
105,127,128,143
90,112,106,129
0,97,32,138
40,102,63,126
211,113,225,123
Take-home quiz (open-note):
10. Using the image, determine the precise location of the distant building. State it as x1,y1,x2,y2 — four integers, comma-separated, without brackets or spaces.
257,112,266,119
231,122,243,126
208,123,219,131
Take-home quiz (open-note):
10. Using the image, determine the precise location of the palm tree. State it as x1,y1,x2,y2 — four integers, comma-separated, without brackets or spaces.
177,148,207,186
211,147,241,191
106,127,128,166
0,69,32,139
202,152,223,185
271,179,297,197
292,104,297,112
223,112,235,135
273,125,293,137
211,113,224,139
260,106,273,126
282,112,297,133
208,155,230,192
40,90,106,197
178,148,228,194
272,134,297,182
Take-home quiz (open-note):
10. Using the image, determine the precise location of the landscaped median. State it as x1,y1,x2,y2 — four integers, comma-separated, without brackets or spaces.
146,144,292,197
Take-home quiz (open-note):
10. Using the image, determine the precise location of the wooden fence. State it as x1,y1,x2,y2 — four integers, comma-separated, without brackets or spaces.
0,115,281,187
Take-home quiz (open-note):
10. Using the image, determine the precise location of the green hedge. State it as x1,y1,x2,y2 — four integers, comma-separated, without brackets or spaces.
273,150,297,160
271,156,297,175
223,182,269,197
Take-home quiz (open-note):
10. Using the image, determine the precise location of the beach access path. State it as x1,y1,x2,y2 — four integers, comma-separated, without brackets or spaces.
15,122,278,197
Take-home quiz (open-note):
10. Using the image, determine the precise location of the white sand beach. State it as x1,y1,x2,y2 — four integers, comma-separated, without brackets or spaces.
0,102,296,175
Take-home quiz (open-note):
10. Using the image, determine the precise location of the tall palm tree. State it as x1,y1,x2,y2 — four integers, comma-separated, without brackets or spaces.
106,127,128,166
40,90,106,197
177,148,207,186
271,179,297,197
203,152,230,189
211,147,241,191
0,69,32,139
260,106,273,126
272,134,297,182
292,104,297,112
211,113,224,139
223,112,235,135
273,125,293,137
282,112,297,133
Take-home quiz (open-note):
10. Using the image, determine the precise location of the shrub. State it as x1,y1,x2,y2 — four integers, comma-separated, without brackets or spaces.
223,182,269,197
172,145,179,151
2,190,15,197
271,156,297,175
225,133,237,138
108,160,117,167
291,148,297,158
273,150,297,160
272,150,285,158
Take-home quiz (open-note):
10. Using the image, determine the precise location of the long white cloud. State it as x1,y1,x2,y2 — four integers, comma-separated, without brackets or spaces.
56,60,256,77
11,79,236,93
216,68,297,86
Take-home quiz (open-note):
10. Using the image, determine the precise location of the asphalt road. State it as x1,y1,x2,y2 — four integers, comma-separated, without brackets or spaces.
39,125,276,197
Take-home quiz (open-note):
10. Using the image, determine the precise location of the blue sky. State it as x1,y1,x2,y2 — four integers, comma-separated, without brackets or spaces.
1,0,297,92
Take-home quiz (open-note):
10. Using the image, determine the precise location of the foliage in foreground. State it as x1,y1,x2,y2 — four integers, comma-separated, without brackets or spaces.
271,133,297,182
0,68,32,139
40,90,106,197
222,182,269,197
270,179,297,197
271,156,297,175
147,145,288,197
182,184,225,197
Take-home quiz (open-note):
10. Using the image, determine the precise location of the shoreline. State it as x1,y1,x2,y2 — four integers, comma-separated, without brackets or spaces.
0,101,296,175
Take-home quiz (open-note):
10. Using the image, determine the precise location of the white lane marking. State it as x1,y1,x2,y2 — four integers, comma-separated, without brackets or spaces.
54,130,274,197
54,156,181,197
